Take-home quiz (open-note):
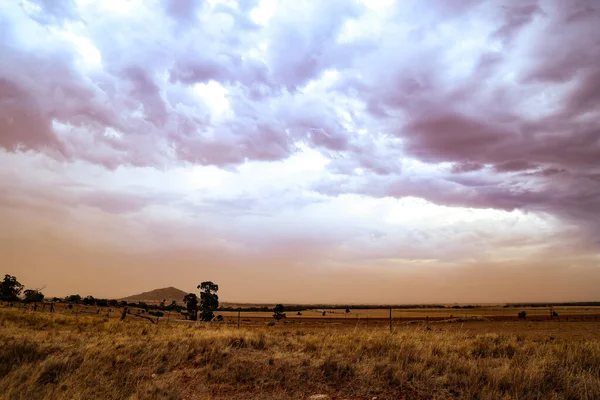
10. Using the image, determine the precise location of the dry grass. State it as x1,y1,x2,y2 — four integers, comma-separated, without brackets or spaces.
1,309,599,399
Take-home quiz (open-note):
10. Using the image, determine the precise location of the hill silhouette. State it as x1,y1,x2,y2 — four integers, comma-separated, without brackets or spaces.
122,287,188,304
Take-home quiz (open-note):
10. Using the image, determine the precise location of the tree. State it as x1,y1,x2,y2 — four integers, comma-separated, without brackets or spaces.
273,304,285,322
96,299,108,307
183,293,198,321
65,294,82,304
23,289,44,303
82,296,96,306
0,275,23,301
198,281,219,321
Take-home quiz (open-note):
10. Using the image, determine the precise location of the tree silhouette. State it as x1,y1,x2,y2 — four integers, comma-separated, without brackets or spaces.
0,275,23,301
273,304,285,322
183,293,198,321
198,281,219,321
23,289,44,303
65,294,82,304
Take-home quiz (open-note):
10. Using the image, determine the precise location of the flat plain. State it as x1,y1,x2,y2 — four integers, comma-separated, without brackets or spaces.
1,306,600,399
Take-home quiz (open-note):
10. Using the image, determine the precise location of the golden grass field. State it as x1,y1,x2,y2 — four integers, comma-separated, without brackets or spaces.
1,307,600,399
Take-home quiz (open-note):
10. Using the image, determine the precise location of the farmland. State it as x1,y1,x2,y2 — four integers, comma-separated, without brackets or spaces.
1,306,600,399
7,301,599,328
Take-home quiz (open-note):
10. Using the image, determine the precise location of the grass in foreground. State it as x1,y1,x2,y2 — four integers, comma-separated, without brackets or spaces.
1,309,599,399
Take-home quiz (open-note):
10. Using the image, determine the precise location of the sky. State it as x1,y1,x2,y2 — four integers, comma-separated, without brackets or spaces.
1,0,599,304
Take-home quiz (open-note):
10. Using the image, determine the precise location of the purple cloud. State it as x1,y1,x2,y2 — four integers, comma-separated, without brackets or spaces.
1,0,599,244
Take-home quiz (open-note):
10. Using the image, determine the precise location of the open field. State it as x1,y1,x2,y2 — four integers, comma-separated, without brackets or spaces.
7,302,600,327
216,306,600,320
1,308,600,399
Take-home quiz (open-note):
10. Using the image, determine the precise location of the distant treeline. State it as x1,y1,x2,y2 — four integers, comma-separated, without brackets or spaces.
10,295,600,312
503,302,600,308
15,296,600,312
46,295,187,313
216,304,451,312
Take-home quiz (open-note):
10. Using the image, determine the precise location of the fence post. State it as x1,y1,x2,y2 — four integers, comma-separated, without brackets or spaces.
389,308,392,333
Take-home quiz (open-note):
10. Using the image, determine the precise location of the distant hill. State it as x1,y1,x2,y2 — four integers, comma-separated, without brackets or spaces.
122,287,189,304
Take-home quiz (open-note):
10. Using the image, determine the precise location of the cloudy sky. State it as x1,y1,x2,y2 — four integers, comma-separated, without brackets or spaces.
2,0,599,303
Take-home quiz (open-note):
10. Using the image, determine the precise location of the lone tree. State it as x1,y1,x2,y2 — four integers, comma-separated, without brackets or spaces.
183,293,198,321
23,289,44,303
273,304,285,322
0,275,23,301
198,281,219,321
